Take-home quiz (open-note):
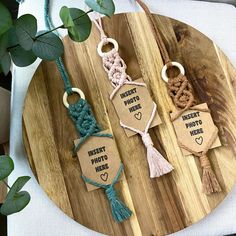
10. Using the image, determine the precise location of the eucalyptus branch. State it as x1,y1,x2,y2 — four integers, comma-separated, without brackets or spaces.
37,9,93,38
7,9,93,51
2,180,11,189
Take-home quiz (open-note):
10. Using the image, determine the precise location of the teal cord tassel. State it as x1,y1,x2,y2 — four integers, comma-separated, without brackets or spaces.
82,164,132,222
68,98,112,154
16,0,24,3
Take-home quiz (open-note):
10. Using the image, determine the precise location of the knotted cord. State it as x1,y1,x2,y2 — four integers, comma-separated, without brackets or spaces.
94,16,174,178
44,0,132,221
136,0,221,194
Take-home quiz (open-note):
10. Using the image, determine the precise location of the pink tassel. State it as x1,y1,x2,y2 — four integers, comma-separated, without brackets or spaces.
120,102,174,178
142,133,174,178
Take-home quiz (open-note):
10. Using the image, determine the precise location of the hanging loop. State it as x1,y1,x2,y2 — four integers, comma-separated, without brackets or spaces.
97,38,119,57
63,88,85,108
161,61,185,83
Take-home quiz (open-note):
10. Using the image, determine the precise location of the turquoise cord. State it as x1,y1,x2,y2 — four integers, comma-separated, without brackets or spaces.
44,0,112,145
44,0,72,94
82,163,132,222
69,98,112,154
44,0,132,222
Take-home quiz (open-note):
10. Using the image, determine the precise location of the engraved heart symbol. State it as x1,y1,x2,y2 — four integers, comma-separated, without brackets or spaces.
134,112,142,120
195,136,203,145
100,172,108,182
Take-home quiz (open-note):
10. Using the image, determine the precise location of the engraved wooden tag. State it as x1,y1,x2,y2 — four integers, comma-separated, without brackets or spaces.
74,130,121,191
111,78,162,137
170,103,221,155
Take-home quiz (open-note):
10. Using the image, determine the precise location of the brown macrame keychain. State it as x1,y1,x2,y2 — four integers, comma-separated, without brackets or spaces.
136,0,222,194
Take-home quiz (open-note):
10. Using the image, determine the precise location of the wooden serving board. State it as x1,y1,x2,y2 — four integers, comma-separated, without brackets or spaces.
22,13,236,236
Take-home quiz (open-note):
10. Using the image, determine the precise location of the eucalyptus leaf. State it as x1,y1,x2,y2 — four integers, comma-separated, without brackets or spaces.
7,27,37,67
6,27,18,48
0,32,9,57
0,155,14,181
0,2,13,36
0,52,11,75
60,6,75,28
32,31,64,60
66,8,92,42
85,0,115,17
15,14,37,50
10,46,37,67
0,176,31,216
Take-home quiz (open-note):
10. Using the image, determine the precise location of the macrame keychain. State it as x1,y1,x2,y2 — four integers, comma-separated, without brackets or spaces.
136,0,222,194
44,0,132,222
93,16,174,178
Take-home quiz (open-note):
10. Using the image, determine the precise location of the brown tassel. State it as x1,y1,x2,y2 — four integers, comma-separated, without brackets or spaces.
199,155,222,194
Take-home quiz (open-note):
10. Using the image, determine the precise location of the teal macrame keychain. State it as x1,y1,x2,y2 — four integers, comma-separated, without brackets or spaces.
63,89,132,222
63,91,112,154
44,0,132,222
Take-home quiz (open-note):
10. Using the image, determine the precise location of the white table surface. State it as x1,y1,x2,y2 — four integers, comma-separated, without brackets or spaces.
9,0,236,235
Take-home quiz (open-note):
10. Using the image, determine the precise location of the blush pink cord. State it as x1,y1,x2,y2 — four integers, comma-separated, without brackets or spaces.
120,102,173,177
94,17,174,178
94,18,147,100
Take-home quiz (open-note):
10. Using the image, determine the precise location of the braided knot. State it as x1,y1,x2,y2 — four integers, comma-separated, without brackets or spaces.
141,133,154,148
101,36,108,43
68,99,101,137
102,49,130,87
105,185,117,202
199,155,211,169
168,74,196,110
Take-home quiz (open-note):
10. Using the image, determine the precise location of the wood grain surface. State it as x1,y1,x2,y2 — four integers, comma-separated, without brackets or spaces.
22,13,236,236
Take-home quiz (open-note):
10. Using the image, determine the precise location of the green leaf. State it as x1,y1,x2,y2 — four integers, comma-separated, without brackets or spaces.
0,52,11,75
0,2,13,36
6,27,18,48
0,32,11,75
85,0,115,17
0,32,9,57
0,191,31,216
0,155,14,181
60,6,75,28
15,14,37,50
10,46,37,67
32,31,64,60
0,176,31,216
7,28,37,67
66,8,92,42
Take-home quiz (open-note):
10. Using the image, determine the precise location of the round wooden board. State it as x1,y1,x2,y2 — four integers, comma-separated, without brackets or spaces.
22,13,236,236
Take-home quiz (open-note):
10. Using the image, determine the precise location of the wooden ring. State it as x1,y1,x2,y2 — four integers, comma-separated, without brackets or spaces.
97,38,119,57
161,62,185,82
63,88,85,109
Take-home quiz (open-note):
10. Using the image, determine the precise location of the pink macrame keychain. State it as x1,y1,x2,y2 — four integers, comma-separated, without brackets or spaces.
94,17,174,178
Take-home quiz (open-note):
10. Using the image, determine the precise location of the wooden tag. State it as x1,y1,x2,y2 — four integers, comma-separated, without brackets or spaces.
170,103,221,155
74,130,121,191
111,78,162,137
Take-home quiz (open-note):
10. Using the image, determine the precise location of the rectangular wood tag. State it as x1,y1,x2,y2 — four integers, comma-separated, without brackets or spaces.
111,78,162,137
74,130,121,191
170,103,221,155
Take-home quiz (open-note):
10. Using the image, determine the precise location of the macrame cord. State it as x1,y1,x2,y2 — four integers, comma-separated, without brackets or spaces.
136,0,221,194
94,17,174,178
44,0,132,222
168,74,221,194
82,164,132,222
